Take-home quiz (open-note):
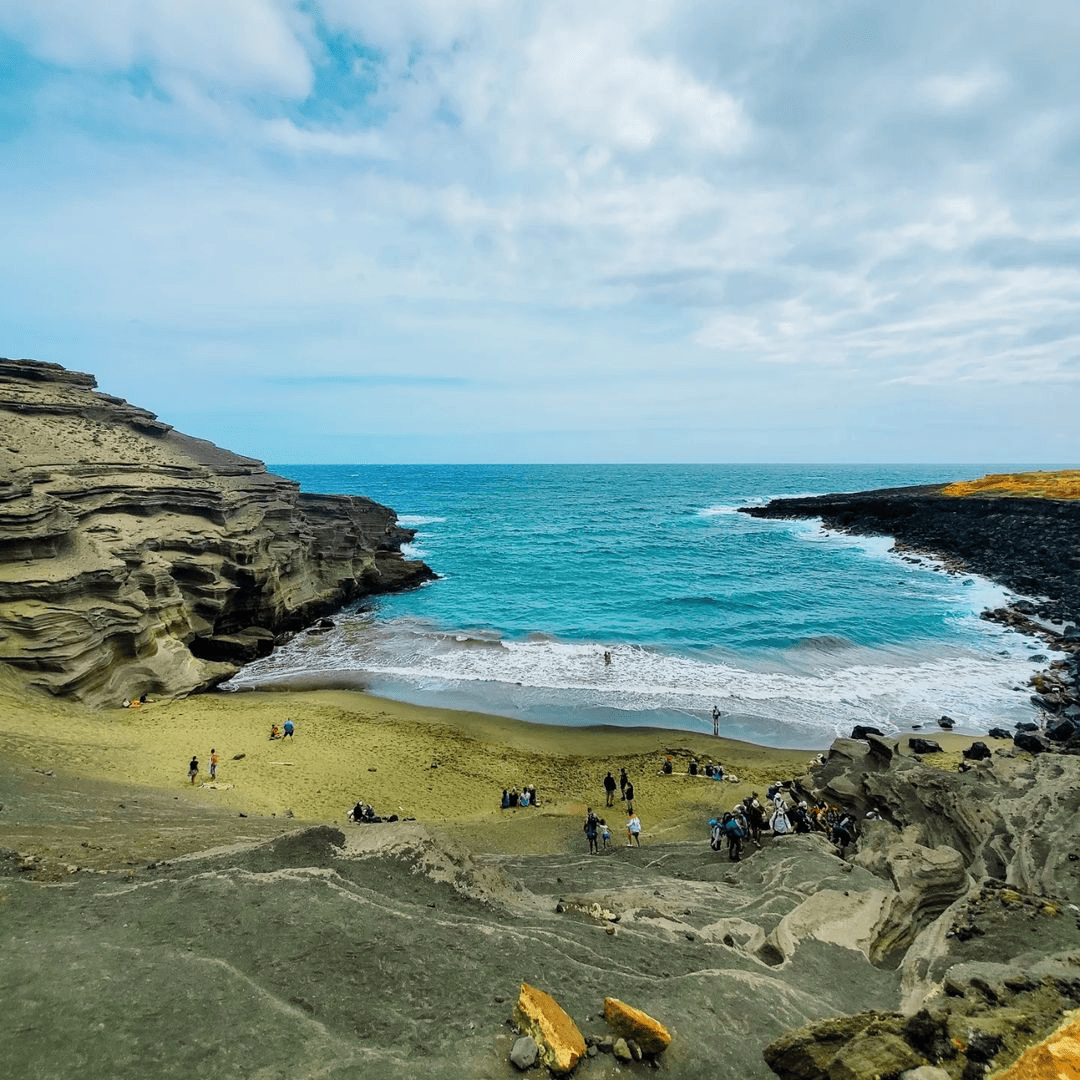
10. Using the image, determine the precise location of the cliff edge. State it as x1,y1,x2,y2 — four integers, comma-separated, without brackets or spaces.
0,357,434,706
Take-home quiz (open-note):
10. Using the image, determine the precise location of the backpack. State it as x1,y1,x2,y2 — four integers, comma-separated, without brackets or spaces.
725,817,746,839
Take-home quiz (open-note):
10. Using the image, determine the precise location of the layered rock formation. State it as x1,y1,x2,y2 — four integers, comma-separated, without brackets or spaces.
0,358,434,706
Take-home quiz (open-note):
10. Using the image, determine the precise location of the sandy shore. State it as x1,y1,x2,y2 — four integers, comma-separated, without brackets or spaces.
2,674,992,856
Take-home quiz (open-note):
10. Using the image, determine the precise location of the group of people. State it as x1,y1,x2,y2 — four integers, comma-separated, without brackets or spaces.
661,756,724,779
186,748,220,785
709,783,860,861
583,806,640,853
500,785,539,809
269,719,295,740
601,768,634,808
347,799,399,824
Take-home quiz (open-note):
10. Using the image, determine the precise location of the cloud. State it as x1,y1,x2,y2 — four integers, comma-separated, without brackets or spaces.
0,0,1077,462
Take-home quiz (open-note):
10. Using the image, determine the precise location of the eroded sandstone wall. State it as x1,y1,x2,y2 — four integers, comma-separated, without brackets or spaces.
0,358,434,706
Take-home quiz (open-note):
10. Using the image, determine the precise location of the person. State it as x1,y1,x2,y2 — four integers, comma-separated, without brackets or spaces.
525,784,539,807
832,814,856,855
712,705,720,736
508,788,519,808
282,719,295,738
603,771,616,807
724,809,747,861
188,755,199,785
604,650,612,665
584,807,599,854
624,779,635,811
619,768,628,800
599,819,611,849
662,757,673,775
743,795,765,846
520,787,531,808
269,724,280,740
770,797,792,835
349,800,365,822
209,748,219,780
626,809,642,846
501,789,510,810
688,758,698,776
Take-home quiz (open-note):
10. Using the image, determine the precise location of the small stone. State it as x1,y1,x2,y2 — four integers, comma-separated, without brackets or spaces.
628,1039,643,1061
587,1044,598,1057
510,1036,539,1070
613,1038,633,1062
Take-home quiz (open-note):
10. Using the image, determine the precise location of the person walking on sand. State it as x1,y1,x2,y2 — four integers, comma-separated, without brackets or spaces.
626,809,642,846
603,771,616,807
619,768,628,800
188,755,199,785
624,778,635,812
209,749,219,780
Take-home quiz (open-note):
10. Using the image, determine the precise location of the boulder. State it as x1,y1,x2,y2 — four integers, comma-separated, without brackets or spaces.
603,998,672,1056
987,727,1013,740
962,741,992,760
514,983,586,1075
1046,718,1078,743
994,1009,1080,1079
908,739,943,755
1013,732,1049,754
850,725,884,740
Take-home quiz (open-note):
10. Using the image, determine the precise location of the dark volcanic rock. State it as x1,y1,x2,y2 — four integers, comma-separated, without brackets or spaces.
850,725,885,740
0,358,435,705
908,738,943,755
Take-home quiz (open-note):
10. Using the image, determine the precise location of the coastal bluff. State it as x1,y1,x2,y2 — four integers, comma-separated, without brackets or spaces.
0,357,434,706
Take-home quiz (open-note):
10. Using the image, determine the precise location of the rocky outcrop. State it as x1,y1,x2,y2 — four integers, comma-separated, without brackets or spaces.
0,358,434,706
514,983,587,1075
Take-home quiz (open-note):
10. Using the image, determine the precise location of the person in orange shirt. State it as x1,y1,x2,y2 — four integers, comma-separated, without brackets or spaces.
209,749,220,780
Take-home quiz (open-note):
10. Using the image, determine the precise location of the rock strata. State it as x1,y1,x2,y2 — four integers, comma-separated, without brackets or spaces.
0,358,434,705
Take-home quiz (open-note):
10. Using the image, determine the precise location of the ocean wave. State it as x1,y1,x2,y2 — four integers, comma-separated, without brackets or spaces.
397,515,447,526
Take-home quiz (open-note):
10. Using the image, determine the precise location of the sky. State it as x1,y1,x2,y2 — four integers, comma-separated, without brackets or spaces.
1,1,1078,465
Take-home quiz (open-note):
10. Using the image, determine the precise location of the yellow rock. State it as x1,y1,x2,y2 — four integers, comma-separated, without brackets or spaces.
514,983,586,1075
603,997,672,1055
991,1010,1080,1079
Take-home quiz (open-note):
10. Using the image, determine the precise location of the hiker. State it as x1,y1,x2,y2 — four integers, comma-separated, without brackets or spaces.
209,748,219,780
599,818,612,849
724,809,747,861
624,778,635,811
832,814,856,856
742,795,765,846
789,802,812,833
603,771,617,806
626,809,642,846
584,808,599,854
282,719,295,738
619,768,628,800
188,755,199,785
770,797,792,836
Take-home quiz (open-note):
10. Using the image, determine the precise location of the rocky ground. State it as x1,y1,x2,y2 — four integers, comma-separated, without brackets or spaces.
5,733,1080,1079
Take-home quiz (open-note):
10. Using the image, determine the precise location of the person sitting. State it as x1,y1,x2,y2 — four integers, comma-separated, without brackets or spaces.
525,784,538,806
269,724,280,740
688,758,698,776
508,788,519,808
348,800,365,822
662,757,673,775
519,787,531,808
501,789,510,809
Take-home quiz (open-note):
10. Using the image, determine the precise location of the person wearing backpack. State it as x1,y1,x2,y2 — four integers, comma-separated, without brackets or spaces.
584,808,599,854
724,809,747,862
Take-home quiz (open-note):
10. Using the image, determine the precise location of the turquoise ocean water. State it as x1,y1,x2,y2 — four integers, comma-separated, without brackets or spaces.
225,464,1063,748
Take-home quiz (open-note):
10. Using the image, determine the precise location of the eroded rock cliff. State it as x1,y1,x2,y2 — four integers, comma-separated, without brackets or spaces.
0,357,434,705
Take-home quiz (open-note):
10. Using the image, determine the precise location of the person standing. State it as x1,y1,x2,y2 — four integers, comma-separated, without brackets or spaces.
584,807,599,854
624,778,635,812
603,771,617,807
619,768,628,800
188,755,199,785
712,705,721,737
283,719,295,738
626,809,642,846
209,749,219,780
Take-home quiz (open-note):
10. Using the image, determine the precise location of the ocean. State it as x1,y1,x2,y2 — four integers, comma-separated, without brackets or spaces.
225,464,1062,749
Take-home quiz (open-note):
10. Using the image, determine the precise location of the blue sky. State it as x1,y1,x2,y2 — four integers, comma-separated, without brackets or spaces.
1,1,1078,464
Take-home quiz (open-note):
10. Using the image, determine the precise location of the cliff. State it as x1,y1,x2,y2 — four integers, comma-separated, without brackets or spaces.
740,482,1080,630
0,357,434,706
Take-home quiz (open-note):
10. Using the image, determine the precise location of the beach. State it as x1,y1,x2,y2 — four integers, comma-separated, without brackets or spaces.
2,673,984,866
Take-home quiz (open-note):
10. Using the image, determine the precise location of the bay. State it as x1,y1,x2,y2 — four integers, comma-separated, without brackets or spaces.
225,464,1061,748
